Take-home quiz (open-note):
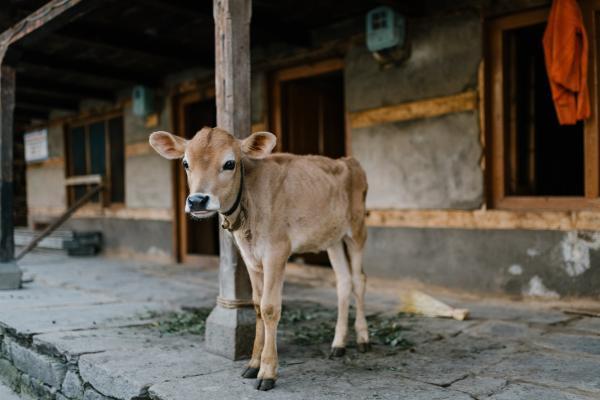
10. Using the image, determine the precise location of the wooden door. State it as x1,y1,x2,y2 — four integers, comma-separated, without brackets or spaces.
176,94,220,264
280,71,345,158
272,64,346,266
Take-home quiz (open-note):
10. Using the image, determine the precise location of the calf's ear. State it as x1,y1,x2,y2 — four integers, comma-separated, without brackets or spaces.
240,131,277,159
149,131,187,159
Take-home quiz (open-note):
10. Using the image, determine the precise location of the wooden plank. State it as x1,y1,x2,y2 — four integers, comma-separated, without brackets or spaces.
274,58,344,82
348,91,478,129
0,65,16,262
28,205,173,221
366,209,600,231
17,76,115,101
25,157,64,169
582,1,600,198
270,58,344,151
0,0,104,50
65,174,102,186
209,0,253,359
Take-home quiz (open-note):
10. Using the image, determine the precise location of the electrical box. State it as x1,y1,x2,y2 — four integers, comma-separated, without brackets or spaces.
366,6,405,52
132,85,154,117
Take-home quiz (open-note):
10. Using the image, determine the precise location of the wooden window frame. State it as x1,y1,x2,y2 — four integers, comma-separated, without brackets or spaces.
268,58,351,155
64,110,125,207
486,4,600,210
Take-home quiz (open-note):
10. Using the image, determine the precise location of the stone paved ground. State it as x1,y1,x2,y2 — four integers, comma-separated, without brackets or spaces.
0,250,599,400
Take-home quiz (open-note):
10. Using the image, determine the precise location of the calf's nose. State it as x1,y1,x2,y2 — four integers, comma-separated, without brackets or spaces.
187,194,209,211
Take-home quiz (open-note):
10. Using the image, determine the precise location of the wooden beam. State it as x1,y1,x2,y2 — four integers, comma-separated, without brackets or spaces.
0,0,105,52
53,22,213,67
16,93,80,111
17,76,115,101
366,209,600,231
348,91,478,129
205,0,254,361
19,50,161,85
0,66,16,262
14,107,48,120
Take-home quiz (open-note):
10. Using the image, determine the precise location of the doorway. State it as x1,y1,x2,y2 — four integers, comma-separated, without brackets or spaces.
270,59,346,266
175,93,220,264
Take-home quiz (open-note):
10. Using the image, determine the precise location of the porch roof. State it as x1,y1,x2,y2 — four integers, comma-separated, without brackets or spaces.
0,0,411,127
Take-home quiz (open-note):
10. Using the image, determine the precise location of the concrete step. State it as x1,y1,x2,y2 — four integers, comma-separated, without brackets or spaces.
14,228,73,250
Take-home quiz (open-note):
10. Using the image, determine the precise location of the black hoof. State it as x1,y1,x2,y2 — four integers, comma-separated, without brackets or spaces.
255,379,276,391
242,367,259,379
357,342,372,353
329,347,346,358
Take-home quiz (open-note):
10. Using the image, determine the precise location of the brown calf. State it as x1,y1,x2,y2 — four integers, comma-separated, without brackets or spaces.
149,127,370,391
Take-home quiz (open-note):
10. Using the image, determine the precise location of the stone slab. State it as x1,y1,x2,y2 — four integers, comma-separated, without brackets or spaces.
449,376,507,398
464,320,540,340
0,262,22,290
79,344,233,400
5,337,66,387
568,317,600,334
83,387,113,400
33,327,191,360
0,302,173,337
489,383,597,400
0,287,116,310
62,369,84,399
0,357,21,391
0,380,21,400
19,373,56,400
148,360,474,400
483,351,600,394
532,332,600,356
455,301,571,325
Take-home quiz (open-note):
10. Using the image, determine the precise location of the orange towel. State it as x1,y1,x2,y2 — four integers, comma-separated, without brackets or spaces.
543,0,590,125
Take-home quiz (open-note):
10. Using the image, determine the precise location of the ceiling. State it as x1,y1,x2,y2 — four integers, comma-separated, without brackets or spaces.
1,0,411,125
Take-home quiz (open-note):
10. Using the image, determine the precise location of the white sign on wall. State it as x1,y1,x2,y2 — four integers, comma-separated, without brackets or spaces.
24,129,49,163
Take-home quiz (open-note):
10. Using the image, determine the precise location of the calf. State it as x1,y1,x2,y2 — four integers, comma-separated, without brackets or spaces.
149,127,370,391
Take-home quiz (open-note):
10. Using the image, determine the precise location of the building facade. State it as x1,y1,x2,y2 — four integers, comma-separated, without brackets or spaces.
9,0,600,297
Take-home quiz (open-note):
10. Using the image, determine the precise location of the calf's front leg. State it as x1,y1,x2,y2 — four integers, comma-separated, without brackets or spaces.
242,268,264,379
255,250,287,391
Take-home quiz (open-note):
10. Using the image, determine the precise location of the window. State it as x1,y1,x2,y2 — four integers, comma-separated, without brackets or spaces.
66,115,125,206
487,6,600,210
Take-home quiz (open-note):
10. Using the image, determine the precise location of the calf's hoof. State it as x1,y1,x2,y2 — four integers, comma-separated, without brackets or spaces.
255,379,276,391
241,367,259,379
357,342,372,353
329,347,346,358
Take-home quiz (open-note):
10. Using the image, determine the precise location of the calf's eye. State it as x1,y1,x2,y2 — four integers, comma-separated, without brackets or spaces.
183,160,189,170
223,160,235,171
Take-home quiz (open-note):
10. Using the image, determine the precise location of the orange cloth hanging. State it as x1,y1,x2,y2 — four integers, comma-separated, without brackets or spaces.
543,0,590,125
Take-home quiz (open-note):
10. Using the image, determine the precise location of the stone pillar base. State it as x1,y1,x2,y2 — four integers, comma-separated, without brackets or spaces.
0,261,22,290
205,305,255,360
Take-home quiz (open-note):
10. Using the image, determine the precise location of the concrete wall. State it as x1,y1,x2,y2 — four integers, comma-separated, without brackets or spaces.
345,11,483,209
364,227,600,298
25,98,175,260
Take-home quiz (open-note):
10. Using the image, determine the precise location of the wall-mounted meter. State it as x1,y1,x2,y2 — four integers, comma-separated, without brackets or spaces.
366,6,405,52
132,85,154,117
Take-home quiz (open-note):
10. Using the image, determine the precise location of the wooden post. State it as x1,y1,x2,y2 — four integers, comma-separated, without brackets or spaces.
0,62,22,289
205,0,254,360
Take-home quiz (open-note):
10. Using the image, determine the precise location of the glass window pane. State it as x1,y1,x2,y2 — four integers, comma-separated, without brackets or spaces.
89,121,106,176
69,126,87,176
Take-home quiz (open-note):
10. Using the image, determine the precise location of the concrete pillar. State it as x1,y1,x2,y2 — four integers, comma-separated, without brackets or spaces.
204,0,254,360
0,64,22,290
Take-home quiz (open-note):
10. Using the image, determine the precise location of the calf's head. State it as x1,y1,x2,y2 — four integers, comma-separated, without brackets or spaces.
149,127,276,218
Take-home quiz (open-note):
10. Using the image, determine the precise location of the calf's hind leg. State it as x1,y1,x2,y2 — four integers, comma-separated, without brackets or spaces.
327,241,352,357
344,236,370,352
